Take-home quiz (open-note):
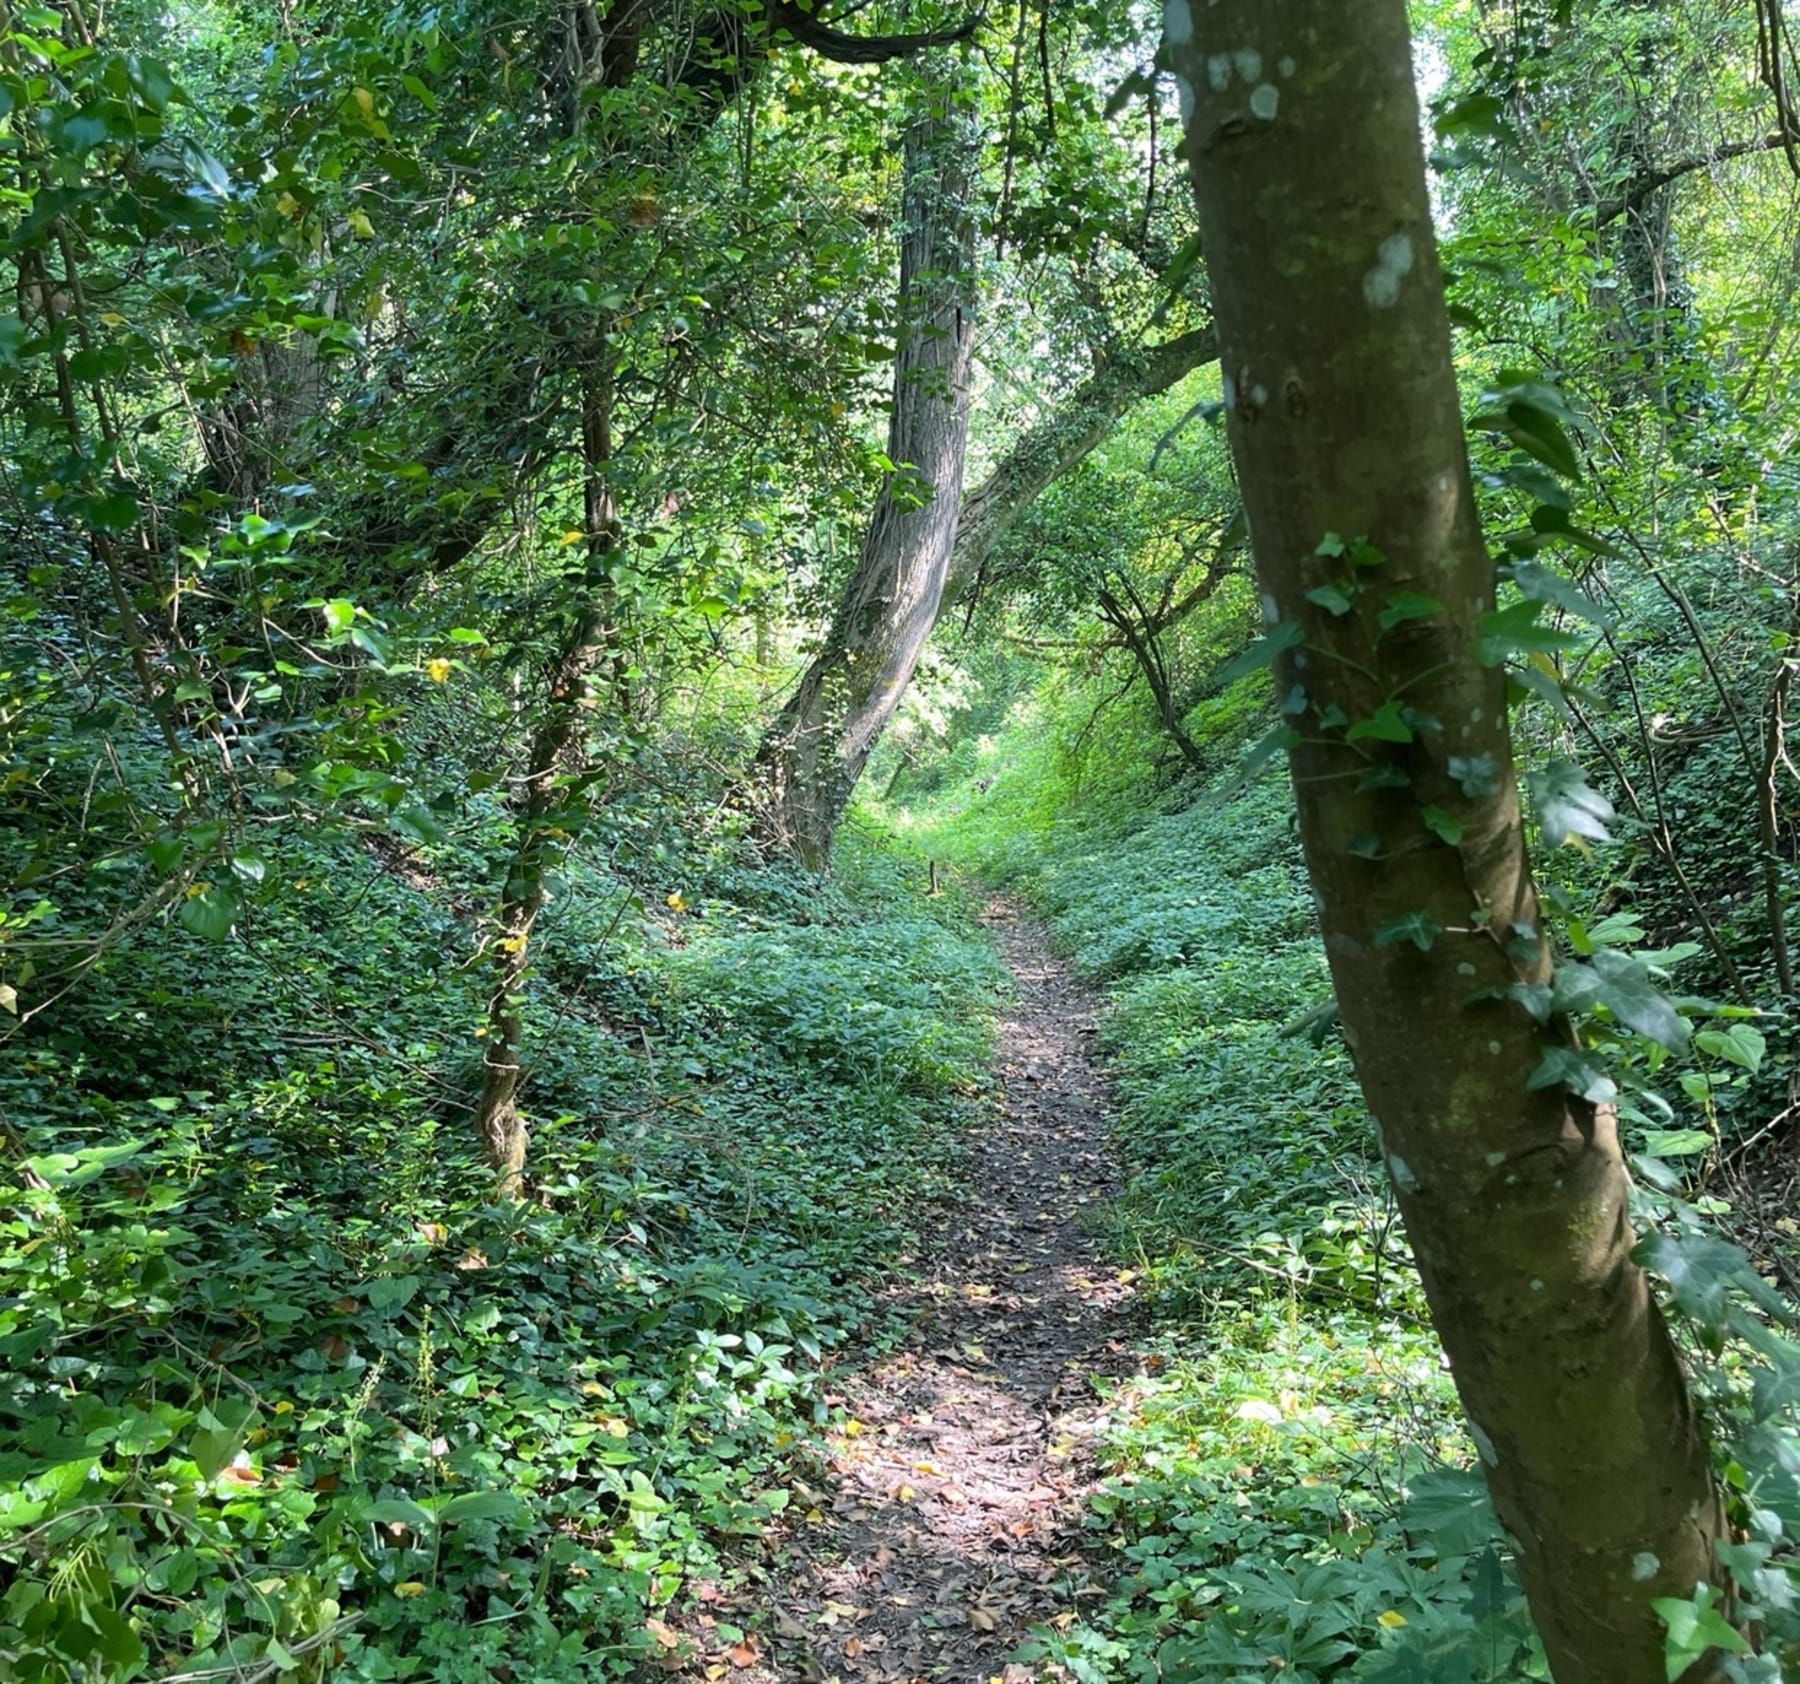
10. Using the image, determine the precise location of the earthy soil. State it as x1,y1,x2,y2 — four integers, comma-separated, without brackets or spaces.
731,894,1138,1683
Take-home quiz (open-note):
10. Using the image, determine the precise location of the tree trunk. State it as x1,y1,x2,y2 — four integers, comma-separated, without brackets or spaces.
755,66,979,867
1165,6,1726,1680
943,325,1219,610
471,344,621,1195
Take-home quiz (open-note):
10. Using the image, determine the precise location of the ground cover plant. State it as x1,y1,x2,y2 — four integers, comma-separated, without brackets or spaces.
891,647,1800,1680
0,822,1003,1681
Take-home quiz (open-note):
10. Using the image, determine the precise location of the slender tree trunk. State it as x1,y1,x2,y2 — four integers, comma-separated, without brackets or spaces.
1166,6,1726,1680
472,344,620,1195
755,65,978,867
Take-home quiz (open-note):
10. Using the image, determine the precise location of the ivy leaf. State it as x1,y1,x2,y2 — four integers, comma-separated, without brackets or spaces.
1306,582,1355,616
1633,1230,1787,1327
1652,1585,1751,1681
1378,591,1443,630
1346,700,1414,744
1528,759,1613,847
1528,1047,1617,1104
1374,912,1442,952
1420,806,1462,844
1555,949,1689,1050
1448,754,1500,798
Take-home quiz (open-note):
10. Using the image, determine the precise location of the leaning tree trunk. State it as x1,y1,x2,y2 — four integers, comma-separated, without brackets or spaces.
1165,5,1726,1681
754,65,978,868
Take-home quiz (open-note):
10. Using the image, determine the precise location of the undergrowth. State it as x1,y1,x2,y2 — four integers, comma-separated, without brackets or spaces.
893,705,1548,1683
0,823,1001,1682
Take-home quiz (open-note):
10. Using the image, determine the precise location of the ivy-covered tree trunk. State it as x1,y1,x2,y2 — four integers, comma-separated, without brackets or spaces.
755,67,977,868
1165,5,1726,1680
471,345,621,1195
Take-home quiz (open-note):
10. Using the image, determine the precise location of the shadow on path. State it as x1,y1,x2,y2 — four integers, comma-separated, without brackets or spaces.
747,895,1139,1682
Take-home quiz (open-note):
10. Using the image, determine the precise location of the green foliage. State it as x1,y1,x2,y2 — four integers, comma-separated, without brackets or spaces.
0,821,1000,1680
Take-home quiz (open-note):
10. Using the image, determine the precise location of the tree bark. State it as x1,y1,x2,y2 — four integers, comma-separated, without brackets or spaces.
1165,6,1726,1680
471,342,622,1195
944,324,1219,610
755,68,978,867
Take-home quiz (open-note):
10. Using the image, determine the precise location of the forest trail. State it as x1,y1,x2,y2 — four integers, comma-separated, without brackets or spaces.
743,895,1135,1682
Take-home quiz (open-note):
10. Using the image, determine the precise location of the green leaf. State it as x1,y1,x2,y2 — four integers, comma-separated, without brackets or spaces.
1528,1047,1617,1104
1306,583,1354,616
1447,754,1500,798
362,1496,434,1530
1346,700,1414,744
1694,1024,1765,1074
87,491,141,534
1555,949,1689,1050
1400,1467,1499,1556
1378,591,1443,630
1373,912,1441,952
1651,1583,1751,1681
178,885,239,940
1214,620,1304,687
1420,806,1462,845
437,1491,523,1525
1528,759,1613,846
1642,1130,1712,1158
366,1274,420,1312
1477,599,1584,666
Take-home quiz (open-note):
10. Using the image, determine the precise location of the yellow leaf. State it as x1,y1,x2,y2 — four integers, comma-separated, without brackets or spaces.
99,311,126,326
417,1222,447,1244
348,209,374,238
1377,1610,1408,1629
395,1581,426,1598
352,86,375,115
426,657,451,683
666,891,687,910
275,191,301,217
273,1401,294,1416
562,529,585,545
841,1418,864,1437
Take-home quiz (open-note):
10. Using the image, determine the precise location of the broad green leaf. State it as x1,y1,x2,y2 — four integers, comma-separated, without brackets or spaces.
178,885,239,940
1420,806,1462,845
1400,1467,1499,1556
1641,1130,1712,1158
1694,1024,1765,1074
1528,1047,1616,1104
1577,948,1690,1050
436,1491,523,1525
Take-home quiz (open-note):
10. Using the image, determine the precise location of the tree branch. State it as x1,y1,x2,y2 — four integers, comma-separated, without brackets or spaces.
1594,129,1800,225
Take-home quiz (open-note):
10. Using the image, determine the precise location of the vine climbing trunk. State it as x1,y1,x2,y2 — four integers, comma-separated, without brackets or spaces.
1164,5,1726,1681
472,340,622,1195
754,61,977,868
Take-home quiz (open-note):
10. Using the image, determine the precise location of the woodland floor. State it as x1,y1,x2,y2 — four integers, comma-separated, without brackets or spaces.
733,895,1140,1683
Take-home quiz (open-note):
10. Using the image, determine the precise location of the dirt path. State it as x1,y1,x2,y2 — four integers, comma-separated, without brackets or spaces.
744,895,1135,1682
